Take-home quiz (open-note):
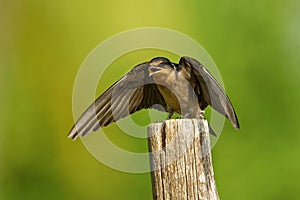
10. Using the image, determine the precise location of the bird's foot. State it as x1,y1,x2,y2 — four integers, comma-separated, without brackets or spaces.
198,110,205,119
167,113,172,119
167,110,174,119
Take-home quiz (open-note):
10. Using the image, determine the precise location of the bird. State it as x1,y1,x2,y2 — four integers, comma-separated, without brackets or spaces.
68,56,239,140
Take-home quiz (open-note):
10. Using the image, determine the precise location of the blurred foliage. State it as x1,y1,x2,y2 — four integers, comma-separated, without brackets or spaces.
1,0,300,199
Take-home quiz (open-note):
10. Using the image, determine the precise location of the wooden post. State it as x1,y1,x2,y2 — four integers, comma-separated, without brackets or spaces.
148,119,219,200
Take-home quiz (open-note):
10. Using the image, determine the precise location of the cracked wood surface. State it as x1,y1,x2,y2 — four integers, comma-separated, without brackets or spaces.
148,119,219,200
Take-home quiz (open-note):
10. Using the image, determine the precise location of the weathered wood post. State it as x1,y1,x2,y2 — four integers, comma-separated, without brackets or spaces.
148,119,219,200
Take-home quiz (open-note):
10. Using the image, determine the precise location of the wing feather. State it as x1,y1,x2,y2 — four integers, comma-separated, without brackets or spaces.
179,56,240,129
68,62,166,140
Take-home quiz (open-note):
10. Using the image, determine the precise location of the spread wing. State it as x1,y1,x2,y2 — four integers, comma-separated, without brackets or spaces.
68,62,167,140
179,56,240,129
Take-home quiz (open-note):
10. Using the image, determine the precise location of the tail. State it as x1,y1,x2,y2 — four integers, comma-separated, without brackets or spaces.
208,124,217,137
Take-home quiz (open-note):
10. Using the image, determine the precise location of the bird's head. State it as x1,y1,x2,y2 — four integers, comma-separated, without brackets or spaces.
148,57,175,77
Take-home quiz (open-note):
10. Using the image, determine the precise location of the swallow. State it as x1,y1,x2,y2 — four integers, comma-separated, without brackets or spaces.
68,56,239,140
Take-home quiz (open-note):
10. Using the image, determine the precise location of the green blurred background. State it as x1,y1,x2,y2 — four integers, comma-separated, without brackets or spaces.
1,0,300,199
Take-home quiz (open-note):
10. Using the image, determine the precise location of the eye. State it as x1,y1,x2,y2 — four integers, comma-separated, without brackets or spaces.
158,63,166,67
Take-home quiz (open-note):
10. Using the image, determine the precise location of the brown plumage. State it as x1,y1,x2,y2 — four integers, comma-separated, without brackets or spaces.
68,56,239,140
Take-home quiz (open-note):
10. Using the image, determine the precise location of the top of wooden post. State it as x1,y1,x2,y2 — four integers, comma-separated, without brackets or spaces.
147,119,219,200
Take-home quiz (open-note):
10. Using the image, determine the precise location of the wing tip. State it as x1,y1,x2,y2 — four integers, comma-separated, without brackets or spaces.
235,122,240,130
226,112,240,130
68,122,103,140
233,117,240,130
67,127,80,140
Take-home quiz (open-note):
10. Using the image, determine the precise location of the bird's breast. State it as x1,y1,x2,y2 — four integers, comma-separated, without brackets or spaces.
154,71,199,115
157,85,181,112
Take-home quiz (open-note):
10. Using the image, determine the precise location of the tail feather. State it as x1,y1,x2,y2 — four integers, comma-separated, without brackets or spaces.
208,124,217,137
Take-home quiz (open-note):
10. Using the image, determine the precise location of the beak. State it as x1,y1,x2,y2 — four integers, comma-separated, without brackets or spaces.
148,66,162,76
